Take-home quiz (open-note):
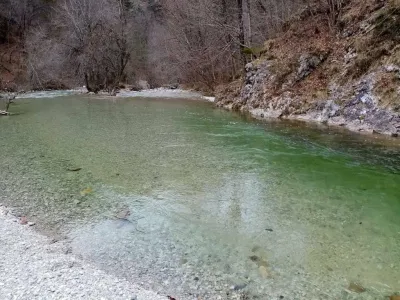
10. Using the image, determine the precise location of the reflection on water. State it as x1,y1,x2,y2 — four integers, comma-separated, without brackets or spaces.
0,95,399,299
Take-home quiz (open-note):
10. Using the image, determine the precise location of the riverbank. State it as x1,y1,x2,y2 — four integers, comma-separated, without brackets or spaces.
0,204,166,300
8,87,215,102
116,87,215,102
215,0,400,138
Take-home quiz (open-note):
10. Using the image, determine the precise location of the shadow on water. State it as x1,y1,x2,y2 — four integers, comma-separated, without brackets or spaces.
1,95,400,299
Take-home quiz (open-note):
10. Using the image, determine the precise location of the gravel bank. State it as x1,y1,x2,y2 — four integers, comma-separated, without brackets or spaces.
0,205,166,300
116,88,215,102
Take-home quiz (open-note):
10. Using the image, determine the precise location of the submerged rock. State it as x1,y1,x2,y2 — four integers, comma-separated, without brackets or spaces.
249,255,259,262
347,282,366,293
249,255,268,266
115,209,130,220
230,283,247,291
258,266,269,279
180,258,188,265
80,187,93,196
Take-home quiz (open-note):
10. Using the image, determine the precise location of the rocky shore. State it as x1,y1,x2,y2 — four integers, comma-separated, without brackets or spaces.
216,61,400,137
215,0,400,138
0,204,166,300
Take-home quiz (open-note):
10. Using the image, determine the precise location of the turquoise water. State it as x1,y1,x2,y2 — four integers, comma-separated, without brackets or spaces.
0,94,399,299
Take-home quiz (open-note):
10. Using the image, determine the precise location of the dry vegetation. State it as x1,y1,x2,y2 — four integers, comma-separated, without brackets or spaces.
232,0,399,106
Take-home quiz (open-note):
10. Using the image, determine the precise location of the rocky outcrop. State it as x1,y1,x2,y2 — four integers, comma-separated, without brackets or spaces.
215,0,400,137
216,59,400,136
296,52,329,81
298,74,400,136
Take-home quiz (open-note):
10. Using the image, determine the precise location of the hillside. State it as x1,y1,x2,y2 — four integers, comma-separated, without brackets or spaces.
216,0,400,137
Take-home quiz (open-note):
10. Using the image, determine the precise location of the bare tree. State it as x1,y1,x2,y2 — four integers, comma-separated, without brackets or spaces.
2,0,314,92
147,0,307,88
25,0,135,93
57,0,132,92
324,0,344,30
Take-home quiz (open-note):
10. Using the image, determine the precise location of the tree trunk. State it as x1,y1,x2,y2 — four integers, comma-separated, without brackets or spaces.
243,0,251,47
237,0,246,65
85,73,95,93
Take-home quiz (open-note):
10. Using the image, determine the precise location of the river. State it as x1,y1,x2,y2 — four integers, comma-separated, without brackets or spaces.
0,92,399,299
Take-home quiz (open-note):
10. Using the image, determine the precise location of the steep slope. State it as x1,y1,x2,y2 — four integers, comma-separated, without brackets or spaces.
216,0,400,137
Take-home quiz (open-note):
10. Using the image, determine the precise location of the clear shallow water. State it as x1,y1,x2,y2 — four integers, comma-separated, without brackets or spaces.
0,94,399,299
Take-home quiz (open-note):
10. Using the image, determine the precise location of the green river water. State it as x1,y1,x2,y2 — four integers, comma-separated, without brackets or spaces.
0,93,399,299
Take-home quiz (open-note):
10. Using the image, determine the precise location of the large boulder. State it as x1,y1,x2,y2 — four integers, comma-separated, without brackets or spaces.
297,51,329,80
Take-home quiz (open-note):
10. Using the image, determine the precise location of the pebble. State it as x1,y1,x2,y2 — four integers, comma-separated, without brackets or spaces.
0,208,166,300
230,283,247,291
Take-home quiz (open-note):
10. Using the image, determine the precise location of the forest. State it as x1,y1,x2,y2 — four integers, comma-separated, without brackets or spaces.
0,0,343,93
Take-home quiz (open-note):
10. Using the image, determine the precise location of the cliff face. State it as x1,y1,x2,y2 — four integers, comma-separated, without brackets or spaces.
216,0,400,137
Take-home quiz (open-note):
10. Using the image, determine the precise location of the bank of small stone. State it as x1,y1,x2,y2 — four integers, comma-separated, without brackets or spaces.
0,205,166,300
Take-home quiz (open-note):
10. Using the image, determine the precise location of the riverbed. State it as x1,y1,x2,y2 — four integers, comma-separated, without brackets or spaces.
0,92,399,299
